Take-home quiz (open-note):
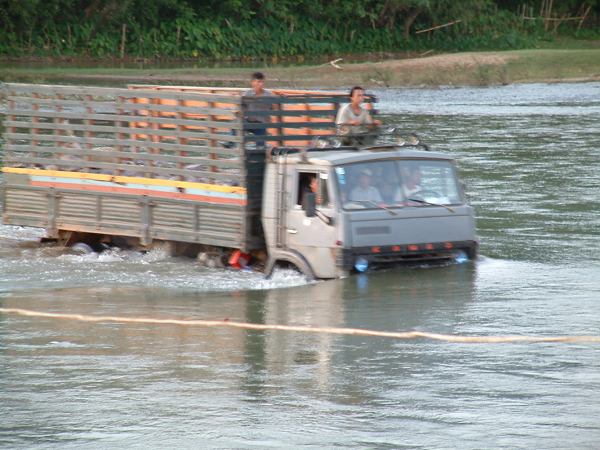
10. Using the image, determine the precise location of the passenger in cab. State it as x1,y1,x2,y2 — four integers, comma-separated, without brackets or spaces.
396,166,422,201
300,173,326,208
335,86,381,145
349,168,382,203
302,174,319,206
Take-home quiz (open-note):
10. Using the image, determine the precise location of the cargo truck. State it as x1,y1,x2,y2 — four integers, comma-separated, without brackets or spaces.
1,83,477,279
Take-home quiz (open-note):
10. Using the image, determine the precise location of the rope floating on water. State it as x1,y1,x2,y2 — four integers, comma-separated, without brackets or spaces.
1,307,599,344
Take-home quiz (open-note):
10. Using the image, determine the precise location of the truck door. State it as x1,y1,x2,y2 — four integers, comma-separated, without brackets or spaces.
284,170,337,277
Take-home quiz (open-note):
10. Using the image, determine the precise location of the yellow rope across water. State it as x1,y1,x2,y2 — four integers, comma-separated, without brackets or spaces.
1,307,600,344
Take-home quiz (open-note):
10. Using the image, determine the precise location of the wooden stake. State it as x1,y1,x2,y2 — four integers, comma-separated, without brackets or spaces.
578,4,592,31
523,16,588,21
415,20,462,34
120,23,127,59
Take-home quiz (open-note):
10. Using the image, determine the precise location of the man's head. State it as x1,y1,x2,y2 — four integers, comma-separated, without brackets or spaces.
309,175,318,193
409,167,421,185
358,168,372,188
250,72,265,94
403,166,421,187
349,86,365,105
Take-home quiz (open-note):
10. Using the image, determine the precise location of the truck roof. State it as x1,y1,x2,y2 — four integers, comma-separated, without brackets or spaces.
281,147,456,166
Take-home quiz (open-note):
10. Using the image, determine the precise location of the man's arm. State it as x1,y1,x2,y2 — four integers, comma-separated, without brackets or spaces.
365,109,382,127
335,104,348,125
268,91,280,123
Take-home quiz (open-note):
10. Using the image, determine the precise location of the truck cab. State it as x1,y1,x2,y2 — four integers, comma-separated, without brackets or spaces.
262,146,478,279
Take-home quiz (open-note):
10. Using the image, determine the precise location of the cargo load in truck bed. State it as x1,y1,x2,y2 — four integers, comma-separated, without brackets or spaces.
1,83,371,252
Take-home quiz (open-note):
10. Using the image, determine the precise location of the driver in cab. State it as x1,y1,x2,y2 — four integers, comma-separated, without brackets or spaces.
349,168,382,203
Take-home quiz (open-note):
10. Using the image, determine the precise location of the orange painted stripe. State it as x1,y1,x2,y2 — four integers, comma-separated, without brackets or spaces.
3,167,247,194
30,181,246,206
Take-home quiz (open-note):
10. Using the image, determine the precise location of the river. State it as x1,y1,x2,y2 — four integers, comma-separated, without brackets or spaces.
1,82,599,448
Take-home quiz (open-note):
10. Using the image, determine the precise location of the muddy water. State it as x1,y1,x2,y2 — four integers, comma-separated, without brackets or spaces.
1,82,600,448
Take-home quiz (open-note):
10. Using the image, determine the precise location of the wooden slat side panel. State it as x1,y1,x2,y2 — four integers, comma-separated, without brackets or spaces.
5,83,242,103
3,83,378,175
126,84,378,148
55,193,141,233
3,83,246,185
7,110,242,130
92,198,142,229
3,188,49,227
4,144,244,169
4,156,242,183
5,128,243,144
151,204,195,231
2,181,251,249
4,119,243,136
5,141,244,158
151,202,244,245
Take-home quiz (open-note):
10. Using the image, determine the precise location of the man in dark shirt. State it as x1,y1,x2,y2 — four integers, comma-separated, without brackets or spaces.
242,72,277,148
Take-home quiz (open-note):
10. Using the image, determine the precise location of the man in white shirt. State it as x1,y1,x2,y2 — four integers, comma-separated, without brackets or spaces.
395,166,422,201
349,168,382,203
335,86,381,145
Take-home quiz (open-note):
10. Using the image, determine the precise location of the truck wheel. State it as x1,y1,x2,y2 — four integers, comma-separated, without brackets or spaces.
466,243,478,260
71,242,94,254
264,251,315,280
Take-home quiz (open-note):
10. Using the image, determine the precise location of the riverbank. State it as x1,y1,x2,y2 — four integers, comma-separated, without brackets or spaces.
1,49,600,88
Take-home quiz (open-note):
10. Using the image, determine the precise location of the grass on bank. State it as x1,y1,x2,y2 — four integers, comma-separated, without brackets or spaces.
0,48,599,89
504,49,600,83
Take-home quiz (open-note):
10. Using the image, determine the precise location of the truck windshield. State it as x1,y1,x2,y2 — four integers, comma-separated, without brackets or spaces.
335,159,462,210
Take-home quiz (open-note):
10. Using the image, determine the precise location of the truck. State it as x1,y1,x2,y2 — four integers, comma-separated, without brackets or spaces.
0,83,478,279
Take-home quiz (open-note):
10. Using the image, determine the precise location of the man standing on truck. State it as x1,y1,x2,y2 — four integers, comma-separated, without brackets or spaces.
243,72,278,148
336,86,381,146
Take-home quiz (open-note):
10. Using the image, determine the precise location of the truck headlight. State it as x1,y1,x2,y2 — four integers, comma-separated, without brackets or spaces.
453,250,469,264
354,257,369,273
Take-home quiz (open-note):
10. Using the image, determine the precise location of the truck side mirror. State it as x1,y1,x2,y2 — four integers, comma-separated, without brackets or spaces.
303,192,317,217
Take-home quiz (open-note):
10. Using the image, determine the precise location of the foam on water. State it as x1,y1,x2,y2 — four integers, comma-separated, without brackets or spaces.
0,224,45,241
0,232,310,293
0,220,310,292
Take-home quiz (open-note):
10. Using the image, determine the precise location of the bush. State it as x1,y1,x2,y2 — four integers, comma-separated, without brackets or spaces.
0,3,586,59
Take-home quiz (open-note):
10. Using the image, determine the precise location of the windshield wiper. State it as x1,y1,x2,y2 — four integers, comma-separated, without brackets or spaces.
353,200,399,216
408,198,455,213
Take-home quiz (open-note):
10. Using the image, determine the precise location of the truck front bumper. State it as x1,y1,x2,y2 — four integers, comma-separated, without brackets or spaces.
337,240,478,273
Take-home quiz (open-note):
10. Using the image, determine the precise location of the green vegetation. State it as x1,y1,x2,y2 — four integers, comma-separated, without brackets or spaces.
0,1,598,88
0,1,598,60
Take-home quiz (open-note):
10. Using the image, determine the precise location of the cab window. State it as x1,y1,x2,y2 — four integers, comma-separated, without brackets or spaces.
335,159,462,209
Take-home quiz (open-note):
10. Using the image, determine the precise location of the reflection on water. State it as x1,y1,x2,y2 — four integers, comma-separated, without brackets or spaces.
0,265,479,446
1,82,600,447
